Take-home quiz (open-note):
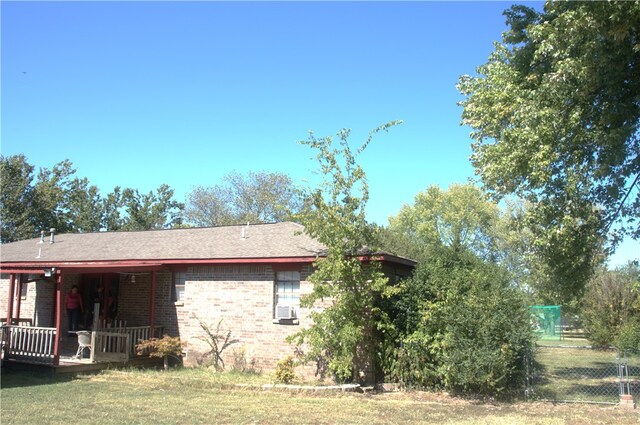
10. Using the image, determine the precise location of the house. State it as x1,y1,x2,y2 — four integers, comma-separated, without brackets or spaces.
0,222,415,375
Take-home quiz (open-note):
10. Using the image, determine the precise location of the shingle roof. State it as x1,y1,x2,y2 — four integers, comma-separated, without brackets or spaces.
0,222,326,264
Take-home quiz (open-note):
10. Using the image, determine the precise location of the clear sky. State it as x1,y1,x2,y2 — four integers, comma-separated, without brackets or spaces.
1,1,637,266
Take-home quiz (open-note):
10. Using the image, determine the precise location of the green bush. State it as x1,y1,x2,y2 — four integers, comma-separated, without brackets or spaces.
582,264,640,349
614,319,640,351
274,355,296,384
136,335,185,370
382,248,534,396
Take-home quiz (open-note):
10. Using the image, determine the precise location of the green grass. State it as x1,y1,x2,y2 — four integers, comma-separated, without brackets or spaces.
531,346,623,403
2,368,638,424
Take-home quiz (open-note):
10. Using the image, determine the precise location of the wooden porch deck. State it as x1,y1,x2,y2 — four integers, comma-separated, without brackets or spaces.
1,325,165,375
3,355,164,375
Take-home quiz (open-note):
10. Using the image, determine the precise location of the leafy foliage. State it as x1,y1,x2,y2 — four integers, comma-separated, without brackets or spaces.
274,355,296,384
0,154,184,242
382,247,534,396
614,318,640,352
194,316,239,371
581,263,640,348
136,335,185,370
384,185,548,304
184,171,302,226
0,154,37,242
115,185,184,231
288,122,401,383
388,184,500,261
458,1,640,297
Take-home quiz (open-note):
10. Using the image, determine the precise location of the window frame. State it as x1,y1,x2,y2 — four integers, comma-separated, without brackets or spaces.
172,272,186,304
20,281,28,300
273,270,301,323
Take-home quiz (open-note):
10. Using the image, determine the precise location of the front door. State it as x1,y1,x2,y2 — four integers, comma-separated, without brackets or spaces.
81,274,120,328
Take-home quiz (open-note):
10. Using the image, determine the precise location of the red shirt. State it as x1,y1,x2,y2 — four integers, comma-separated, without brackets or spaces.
66,292,82,310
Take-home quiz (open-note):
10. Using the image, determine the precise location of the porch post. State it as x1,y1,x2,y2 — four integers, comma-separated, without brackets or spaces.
15,274,23,321
102,273,109,325
6,273,16,324
149,271,156,336
53,272,62,366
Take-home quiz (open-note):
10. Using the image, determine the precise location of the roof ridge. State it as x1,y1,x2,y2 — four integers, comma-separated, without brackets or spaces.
15,221,303,240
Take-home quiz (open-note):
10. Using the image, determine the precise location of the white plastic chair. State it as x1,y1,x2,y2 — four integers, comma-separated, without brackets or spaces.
75,331,92,359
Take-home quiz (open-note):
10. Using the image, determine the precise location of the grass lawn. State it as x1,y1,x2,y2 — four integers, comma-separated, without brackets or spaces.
531,344,640,404
1,368,639,424
532,346,620,403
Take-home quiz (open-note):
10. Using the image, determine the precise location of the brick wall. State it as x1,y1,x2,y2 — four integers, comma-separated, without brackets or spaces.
173,264,317,375
1,261,412,379
112,264,319,375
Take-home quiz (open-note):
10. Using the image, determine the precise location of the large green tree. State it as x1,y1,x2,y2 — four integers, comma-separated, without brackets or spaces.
0,155,184,240
458,1,640,296
184,171,302,226
0,155,37,242
0,155,104,241
288,122,401,383
388,184,500,261
117,185,184,231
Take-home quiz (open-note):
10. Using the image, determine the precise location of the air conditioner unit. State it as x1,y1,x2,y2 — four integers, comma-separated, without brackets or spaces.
276,304,296,320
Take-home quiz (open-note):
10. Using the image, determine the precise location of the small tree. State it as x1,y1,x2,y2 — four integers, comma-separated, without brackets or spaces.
288,121,402,383
582,263,640,348
136,335,185,371
194,316,239,371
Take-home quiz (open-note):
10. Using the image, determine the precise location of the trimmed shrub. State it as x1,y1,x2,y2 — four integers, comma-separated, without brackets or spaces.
275,355,296,384
136,335,185,370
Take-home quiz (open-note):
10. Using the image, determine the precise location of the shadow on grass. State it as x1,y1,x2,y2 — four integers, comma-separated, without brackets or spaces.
532,381,619,403
551,364,618,380
563,382,618,399
529,349,622,402
0,368,75,389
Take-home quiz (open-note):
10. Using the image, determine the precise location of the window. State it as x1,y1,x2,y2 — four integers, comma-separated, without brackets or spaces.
173,272,186,303
20,282,28,300
275,271,300,319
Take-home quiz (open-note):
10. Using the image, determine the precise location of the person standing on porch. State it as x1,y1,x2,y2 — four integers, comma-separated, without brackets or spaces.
65,285,84,335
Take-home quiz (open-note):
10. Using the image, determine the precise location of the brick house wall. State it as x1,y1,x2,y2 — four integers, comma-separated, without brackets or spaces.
1,260,412,379
1,264,320,376
171,264,318,375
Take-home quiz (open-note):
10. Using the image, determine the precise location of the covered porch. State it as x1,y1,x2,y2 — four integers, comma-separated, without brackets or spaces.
1,262,167,368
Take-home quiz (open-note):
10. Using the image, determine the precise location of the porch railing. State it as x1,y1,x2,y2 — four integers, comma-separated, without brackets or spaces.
124,326,164,356
91,331,130,362
92,326,165,360
1,325,56,365
1,325,165,365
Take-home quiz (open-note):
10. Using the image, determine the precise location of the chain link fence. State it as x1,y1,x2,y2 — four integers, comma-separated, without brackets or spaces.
526,345,640,404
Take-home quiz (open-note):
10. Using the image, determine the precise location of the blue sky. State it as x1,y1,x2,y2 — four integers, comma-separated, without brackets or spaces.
2,1,637,265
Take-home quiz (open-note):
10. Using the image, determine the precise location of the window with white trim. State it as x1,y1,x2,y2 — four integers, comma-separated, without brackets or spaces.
274,271,300,319
173,272,186,303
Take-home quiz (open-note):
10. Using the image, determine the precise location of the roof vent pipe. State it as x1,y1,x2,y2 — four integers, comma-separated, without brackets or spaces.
39,230,45,244
49,228,55,244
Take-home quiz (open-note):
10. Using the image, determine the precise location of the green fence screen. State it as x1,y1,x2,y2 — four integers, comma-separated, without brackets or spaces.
531,305,562,340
